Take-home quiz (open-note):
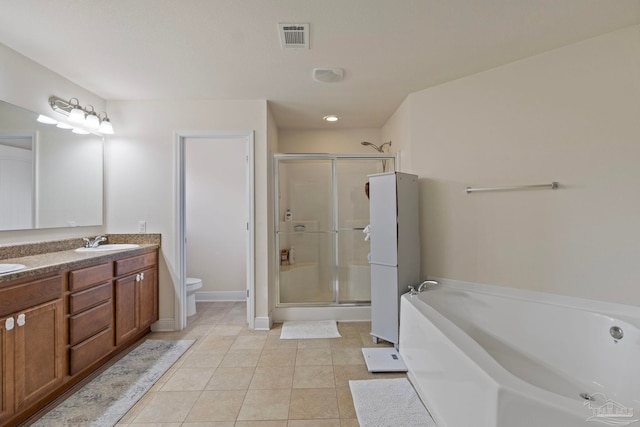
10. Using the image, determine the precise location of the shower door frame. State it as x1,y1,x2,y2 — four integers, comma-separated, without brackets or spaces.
273,153,398,307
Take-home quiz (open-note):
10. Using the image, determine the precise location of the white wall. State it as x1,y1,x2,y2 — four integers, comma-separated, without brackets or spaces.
383,25,640,306
105,99,270,326
185,137,246,294
279,128,382,153
0,43,105,243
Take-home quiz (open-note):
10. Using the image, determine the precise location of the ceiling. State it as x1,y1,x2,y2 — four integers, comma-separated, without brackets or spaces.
1,0,639,129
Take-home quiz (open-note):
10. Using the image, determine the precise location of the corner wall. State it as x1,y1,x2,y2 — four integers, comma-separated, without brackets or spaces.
383,25,640,306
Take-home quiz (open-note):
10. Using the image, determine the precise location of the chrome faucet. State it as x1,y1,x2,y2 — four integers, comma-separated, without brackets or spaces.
408,280,440,295
83,236,106,248
418,280,439,292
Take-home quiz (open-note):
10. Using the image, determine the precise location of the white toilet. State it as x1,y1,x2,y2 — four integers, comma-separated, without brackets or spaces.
186,277,203,316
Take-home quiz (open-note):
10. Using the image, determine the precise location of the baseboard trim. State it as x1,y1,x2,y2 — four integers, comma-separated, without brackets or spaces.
254,316,272,330
272,306,371,322
196,291,246,302
151,318,176,332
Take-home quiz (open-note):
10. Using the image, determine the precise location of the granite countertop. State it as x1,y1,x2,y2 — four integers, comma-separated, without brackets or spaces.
0,234,160,284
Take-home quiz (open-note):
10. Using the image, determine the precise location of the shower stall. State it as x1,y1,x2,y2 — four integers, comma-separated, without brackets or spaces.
274,153,396,307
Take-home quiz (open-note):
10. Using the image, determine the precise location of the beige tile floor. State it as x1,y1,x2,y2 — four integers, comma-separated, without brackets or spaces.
116,301,407,427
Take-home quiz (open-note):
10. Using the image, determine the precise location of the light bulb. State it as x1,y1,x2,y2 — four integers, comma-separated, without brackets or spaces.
69,107,85,123
85,112,100,129
37,114,57,125
99,118,114,134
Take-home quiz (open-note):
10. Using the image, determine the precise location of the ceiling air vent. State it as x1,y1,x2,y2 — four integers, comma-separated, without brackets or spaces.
278,23,309,49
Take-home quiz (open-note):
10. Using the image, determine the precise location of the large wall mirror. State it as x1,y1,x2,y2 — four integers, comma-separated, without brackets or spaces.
0,99,103,231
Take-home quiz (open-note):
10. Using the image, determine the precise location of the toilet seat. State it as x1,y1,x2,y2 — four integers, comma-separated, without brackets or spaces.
186,277,203,290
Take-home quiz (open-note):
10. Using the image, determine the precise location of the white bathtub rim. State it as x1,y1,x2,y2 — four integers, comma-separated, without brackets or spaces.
407,279,640,400
401,293,588,407
428,277,640,327
400,294,595,425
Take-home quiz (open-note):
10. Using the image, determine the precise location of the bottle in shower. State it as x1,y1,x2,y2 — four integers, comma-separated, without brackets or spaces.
289,246,296,265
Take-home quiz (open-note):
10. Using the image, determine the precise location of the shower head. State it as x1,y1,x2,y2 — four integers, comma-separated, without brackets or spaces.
361,141,392,153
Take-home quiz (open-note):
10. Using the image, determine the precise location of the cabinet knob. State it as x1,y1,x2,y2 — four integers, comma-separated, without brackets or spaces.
17,313,26,327
136,274,140,281
140,272,145,281
5,317,14,331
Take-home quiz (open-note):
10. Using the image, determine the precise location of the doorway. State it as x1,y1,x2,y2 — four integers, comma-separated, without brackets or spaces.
176,131,255,331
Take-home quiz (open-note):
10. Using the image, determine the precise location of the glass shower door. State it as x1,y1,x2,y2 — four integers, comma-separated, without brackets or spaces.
336,159,386,303
277,159,335,304
276,154,395,306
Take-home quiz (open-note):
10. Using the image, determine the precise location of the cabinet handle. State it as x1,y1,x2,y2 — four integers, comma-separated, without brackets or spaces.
140,272,145,281
5,317,14,331
136,274,140,282
17,313,26,327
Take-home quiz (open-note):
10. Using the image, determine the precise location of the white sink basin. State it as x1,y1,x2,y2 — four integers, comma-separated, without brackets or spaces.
0,263,26,274
76,244,140,252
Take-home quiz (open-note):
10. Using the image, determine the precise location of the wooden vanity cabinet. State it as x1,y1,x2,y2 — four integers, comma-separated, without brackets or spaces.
0,275,64,426
114,251,158,345
68,262,114,376
0,247,158,426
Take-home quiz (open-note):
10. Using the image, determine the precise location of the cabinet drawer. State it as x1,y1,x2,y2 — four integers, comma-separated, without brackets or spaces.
0,275,62,317
69,282,112,314
114,252,156,276
69,263,112,291
69,301,113,346
69,327,114,375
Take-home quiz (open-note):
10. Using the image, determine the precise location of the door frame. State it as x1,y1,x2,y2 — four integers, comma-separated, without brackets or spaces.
175,130,255,330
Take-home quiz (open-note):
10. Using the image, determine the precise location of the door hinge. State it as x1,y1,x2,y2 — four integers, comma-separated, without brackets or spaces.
246,289,250,298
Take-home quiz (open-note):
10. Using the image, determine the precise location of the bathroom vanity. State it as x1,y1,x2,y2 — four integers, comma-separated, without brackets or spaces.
0,236,159,427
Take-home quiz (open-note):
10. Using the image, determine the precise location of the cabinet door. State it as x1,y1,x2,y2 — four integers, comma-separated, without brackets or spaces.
115,274,139,345
369,173,399,266
370,264,400,345
138,268,157,329
13,299,64,411
0,317,15,423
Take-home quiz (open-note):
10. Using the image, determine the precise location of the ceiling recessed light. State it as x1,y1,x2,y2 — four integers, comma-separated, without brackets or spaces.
323,115,340,122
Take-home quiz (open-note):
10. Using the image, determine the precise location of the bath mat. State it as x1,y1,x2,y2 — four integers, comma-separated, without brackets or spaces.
280,320,342,339
349,378,436,427
32,339,194,427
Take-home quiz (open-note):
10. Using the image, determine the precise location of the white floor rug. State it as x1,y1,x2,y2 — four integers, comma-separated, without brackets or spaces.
32,339,194,427
349,378,436,427
280,320,342,339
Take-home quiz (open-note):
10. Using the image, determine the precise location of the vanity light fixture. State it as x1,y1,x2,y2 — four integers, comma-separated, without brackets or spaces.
323,115,340,122
48,96,115,134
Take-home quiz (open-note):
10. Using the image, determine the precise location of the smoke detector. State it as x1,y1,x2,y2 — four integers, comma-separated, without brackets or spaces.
278,23,309,49
313,68,344,83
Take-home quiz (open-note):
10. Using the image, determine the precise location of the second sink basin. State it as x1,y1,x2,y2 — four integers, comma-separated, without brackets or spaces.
0,263,26,274
76,244,140,252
